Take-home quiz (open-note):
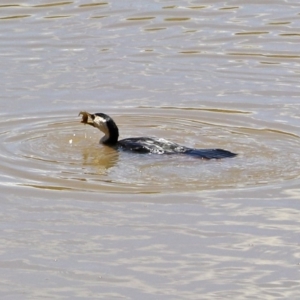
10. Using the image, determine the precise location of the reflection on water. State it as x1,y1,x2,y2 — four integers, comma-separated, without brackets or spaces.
81,144,118,173
1,0,300,299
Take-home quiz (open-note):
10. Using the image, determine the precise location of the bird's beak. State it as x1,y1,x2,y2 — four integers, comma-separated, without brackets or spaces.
78,111,95,127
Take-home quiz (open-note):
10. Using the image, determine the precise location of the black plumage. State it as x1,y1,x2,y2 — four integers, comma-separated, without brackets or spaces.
79,112,237,159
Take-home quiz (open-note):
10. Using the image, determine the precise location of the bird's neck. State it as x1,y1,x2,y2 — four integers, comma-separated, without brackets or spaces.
100,134,117,145
100,123,119,146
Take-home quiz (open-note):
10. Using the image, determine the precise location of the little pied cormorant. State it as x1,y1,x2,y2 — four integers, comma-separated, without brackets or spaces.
79,111,237,159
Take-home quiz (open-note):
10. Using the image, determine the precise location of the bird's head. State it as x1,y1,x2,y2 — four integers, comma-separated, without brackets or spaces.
79,111,119,145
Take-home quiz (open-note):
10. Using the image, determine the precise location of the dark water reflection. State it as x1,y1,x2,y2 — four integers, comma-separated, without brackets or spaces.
1,1,300,299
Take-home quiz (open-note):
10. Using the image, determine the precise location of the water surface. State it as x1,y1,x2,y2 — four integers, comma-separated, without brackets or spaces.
1,1,300,299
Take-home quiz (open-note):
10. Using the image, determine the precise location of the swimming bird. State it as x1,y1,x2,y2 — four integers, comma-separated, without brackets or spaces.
79,111,237,159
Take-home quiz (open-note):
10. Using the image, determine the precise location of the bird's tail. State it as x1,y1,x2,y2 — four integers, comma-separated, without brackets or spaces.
184,148,237,159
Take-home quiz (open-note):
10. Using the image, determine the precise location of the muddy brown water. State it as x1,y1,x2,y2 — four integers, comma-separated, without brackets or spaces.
1,1,300,299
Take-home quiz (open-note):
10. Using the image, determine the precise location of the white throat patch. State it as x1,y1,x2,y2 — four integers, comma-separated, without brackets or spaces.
93,116,110,141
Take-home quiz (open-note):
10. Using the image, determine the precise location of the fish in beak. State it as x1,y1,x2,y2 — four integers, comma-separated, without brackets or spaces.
78,111,95,127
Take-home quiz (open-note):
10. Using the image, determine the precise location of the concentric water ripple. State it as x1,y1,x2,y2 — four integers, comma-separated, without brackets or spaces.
1,108,300,193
